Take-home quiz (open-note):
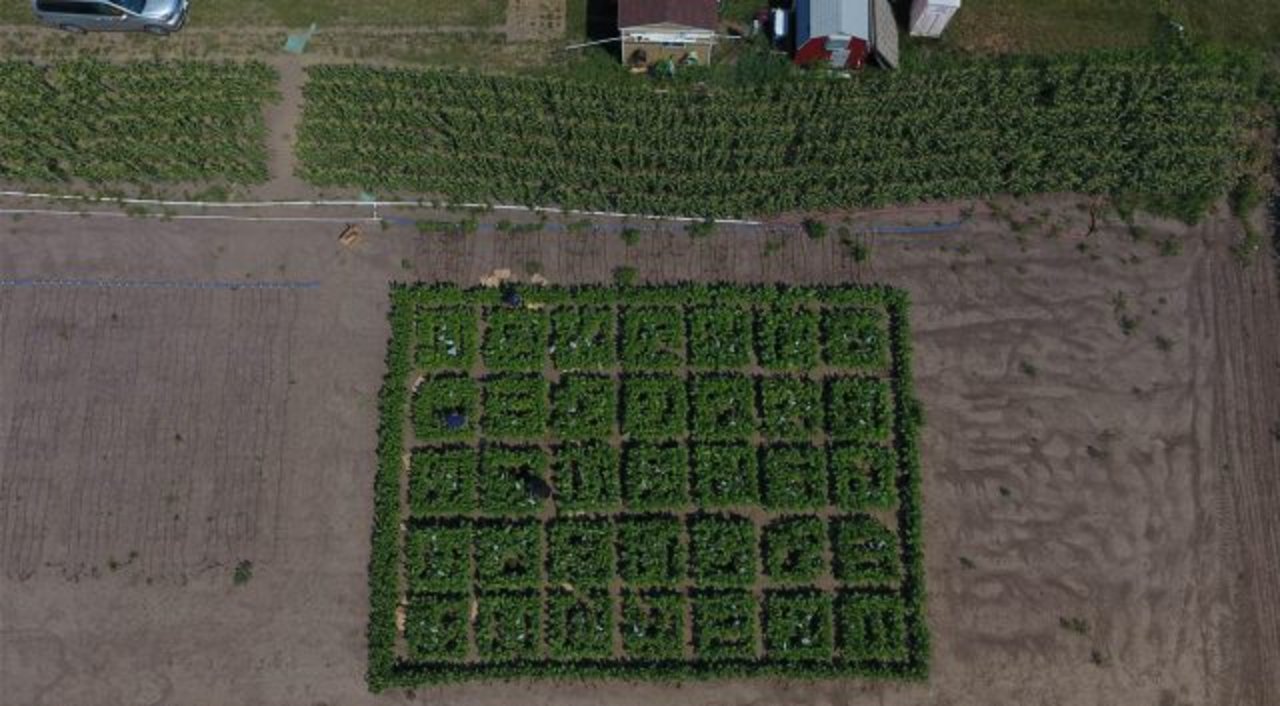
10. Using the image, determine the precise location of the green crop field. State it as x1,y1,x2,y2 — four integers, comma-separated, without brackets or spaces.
0,60,276,185
368,283,928,688
298,51,1261,219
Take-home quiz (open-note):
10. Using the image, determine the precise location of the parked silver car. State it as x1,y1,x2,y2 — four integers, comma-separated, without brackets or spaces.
32,0,188,35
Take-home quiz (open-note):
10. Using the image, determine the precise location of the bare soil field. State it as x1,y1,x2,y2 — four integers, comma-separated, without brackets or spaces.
0,196,1276,706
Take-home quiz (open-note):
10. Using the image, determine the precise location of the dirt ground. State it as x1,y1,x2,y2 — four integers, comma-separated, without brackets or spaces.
0,195,1276,706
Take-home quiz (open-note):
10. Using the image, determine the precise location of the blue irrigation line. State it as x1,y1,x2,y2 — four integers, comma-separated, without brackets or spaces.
866,218,970,235
0,278,320,290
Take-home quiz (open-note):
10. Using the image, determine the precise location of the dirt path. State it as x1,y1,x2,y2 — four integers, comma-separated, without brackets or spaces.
1205,221,1280,705
258,57,308,200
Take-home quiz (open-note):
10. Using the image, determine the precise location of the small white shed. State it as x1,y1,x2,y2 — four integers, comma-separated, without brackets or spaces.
909,0,961,38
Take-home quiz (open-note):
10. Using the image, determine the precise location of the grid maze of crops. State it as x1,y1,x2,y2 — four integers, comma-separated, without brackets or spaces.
370,284,927,686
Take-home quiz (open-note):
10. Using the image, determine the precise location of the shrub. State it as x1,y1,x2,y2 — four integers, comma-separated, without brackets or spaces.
416,306,477,370
831,514,901,587
823,308,889,370
802,218,827,240
546,588,614,660
482,375,549,440
826,377,892,443
691,443,759,507
830,444,897,510
756,307,819,370
761,444,828,510
692,590,759,660
551,374,616,440
405,522,472,593
762,516,827,584
688,512,757,588
409,447,477,516
689,374,756,441
405,593,470,661
551,442,621,512
475,591,542,661
621,374,688,441
622,443,690,511
759,376,823,441
547,517,616,587
836,591,908,662
621,590,686,659
551,306,616,370
473,519,542,588
615,514,686,587
762,589,834,661
620,306,685,369
478,446,547,515
687,306,753,368
482,307,548,372
412,374,478,442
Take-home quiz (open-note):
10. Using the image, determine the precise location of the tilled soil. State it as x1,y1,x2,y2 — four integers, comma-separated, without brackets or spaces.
0,196,1275,705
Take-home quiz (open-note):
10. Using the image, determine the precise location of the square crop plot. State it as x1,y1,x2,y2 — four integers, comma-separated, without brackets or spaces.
370,284,928,686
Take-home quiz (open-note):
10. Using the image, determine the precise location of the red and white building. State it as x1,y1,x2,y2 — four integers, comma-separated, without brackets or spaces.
794,0,899,70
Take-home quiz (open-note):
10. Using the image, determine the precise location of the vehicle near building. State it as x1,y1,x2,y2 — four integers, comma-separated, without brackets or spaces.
31,0,188,35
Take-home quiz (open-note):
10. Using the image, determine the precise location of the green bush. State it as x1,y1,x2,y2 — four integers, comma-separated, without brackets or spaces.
689,374,756,441
759,376,824,441
691,443,759,507
620,306,685,370
688,306,753,368
405,522,472,593
762,589,834,661
615,514,686,587
413,374,478,442
622,443,690,511
835,591,908,662
826,377,892,443
551,374,617,439
822,308,889,370
688,512,757,588
692,590,759,660
482,375,549,439
409,447,477,516
416,306,477,370
621,590,686,659
475,590,543,661
756,307,819,370
621,374,688,441
831,514,901,587
762,516,827,584
830,444,897,511
551,306,616,371
473,519,543,588
546,589,614,660
482,307,548,372
547,517,616,587
761,444,828,510
405,593,470,661
551,442,621,512
478,446,548,515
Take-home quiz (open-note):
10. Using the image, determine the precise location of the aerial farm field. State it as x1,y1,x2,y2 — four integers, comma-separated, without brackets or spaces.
0,0,1277,705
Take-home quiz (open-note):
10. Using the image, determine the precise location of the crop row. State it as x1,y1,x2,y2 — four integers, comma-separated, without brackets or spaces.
416,303,888,373
300,51,1261,218
405,512,898,592
409,441,897,515
0,60,277,184
412,373,893,444
404,587,907,665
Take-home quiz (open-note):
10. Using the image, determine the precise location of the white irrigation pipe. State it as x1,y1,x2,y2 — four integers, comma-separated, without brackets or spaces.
0,208,380,224
0,190,764,226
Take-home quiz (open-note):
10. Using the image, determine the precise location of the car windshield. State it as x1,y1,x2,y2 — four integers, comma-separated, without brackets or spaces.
110,0,145,13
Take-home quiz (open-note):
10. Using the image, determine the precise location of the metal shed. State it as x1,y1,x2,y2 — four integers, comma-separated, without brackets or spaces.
795,0,899,70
